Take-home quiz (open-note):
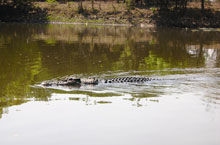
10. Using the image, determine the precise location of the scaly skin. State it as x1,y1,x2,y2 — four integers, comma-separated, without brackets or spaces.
41,76,156,86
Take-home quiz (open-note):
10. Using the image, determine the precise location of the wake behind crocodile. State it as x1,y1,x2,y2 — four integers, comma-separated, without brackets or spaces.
31,67,220,103
36,68,220,96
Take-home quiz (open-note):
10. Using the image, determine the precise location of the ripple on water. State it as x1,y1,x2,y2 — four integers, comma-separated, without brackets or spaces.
32,67,220,108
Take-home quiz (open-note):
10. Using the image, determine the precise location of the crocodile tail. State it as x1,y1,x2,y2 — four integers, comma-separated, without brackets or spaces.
103,77,157,83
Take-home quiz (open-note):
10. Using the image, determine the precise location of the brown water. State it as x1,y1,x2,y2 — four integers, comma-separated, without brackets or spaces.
0,23,220,145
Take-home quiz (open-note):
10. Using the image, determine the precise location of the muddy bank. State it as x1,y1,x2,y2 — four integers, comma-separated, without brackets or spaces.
1,1,220,28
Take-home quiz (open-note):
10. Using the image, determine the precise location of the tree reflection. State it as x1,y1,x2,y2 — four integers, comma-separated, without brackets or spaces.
0,24,220,118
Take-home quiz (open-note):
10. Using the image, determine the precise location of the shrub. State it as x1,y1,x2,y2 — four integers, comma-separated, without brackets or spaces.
46,0,56,3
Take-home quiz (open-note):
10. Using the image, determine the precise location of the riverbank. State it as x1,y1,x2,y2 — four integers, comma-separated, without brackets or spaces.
35,1,156,27
1,1,220,28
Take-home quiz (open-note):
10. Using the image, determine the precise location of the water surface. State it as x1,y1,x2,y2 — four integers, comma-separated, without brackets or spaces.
0,23,220,145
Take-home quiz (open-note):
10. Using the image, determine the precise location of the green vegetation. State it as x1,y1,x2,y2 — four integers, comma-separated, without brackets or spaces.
126,0,135,10
47,0,57,3
0,0,48,22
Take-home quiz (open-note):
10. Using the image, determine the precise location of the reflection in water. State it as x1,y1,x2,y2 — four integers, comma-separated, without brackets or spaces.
0,24,220,111
0,23,220,145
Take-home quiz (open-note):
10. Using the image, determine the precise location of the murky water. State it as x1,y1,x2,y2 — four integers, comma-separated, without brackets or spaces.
0,23,220,145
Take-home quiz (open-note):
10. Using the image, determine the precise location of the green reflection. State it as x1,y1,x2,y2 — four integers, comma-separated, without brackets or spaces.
0,23,220,117
0,97,27,119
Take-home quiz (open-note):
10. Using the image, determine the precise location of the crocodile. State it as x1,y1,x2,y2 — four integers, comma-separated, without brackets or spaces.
41,76,157,87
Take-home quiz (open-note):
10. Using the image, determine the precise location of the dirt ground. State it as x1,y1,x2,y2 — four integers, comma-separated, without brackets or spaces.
2,1,219,28
33,1,220,28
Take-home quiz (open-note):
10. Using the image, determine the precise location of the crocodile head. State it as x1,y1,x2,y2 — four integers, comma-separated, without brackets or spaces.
41,77,81,86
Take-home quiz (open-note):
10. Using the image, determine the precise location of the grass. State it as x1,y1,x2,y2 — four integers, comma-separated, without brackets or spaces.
47,15,106,24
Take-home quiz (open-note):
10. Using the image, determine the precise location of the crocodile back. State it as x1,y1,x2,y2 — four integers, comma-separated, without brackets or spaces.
104,77,153,83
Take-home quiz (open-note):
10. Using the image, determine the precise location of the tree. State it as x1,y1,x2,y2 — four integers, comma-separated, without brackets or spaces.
91,0,94,11
126,0,135,10
201,0,205,12
78,0,84,14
